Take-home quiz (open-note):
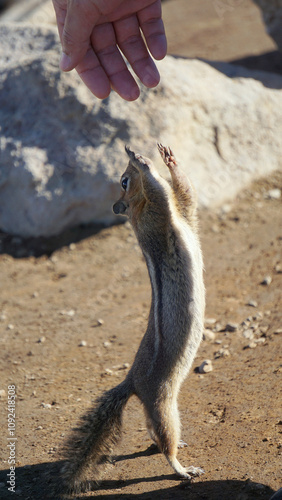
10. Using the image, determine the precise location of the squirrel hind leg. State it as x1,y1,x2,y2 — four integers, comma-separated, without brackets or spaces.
146,413,187,451
145,401,204,480
145,414,158,445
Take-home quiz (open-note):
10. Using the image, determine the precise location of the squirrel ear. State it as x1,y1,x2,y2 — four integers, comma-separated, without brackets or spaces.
125,145,135,161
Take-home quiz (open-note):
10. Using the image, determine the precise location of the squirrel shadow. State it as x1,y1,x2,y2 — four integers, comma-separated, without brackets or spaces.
0,456,276,500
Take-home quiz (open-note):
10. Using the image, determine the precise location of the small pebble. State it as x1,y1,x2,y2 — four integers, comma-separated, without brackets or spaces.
0,389,6,399
225,322,239,332
241,319,251,329
247,341,257,349
214,348,230,358
97,318,104,326
252,311,263,321
220,204,232,215
7,324,14,330
103,341,111,348
203,329,216,341
0,313,7,321
260,275,272,286
41,403,52,409
60,309,75,317
79,340,87,347
69,243,76,251
213,323,225,333
35,426,43,430
247,300,258,308
274,328,282,335
104,368,113,376
275,263,282,274
243,329,254,340
198,359,213,374
32,292,39,298
255,337,266,344
259,325,269,335
205,318,217,326
267,188,281,200
37,336,46,343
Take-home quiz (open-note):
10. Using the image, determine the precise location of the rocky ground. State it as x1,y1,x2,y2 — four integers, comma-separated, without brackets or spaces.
0,1,281,499
0,172,281,500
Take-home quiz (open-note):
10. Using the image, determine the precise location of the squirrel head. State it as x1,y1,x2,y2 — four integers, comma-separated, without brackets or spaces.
112,146,151,219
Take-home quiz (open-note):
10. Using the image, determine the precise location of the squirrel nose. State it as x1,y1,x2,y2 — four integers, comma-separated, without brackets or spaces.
113,201,128,215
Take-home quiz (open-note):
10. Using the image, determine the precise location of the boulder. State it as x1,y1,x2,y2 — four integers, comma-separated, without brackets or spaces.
253,0,282,51
0,0,55,24
0,24,282,237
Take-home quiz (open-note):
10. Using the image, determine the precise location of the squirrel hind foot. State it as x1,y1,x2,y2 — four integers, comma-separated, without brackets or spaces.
185,466,205,478
167,456,205,480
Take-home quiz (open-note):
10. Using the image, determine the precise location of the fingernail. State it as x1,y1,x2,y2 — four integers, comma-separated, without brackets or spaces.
143,65,160,88
129,86,140,101
60,52,72,71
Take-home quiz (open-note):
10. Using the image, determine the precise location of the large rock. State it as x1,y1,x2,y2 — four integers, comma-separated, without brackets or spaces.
253,0,282,51
0,24,282,237
0,0,55,24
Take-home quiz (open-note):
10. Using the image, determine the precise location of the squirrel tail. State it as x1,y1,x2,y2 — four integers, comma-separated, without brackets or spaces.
60,376,134,493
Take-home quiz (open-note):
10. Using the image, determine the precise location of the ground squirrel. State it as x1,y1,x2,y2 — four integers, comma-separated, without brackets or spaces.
61,144,205,492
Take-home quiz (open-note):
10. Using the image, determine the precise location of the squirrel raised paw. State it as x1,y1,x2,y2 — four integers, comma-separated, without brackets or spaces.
60,144,205,492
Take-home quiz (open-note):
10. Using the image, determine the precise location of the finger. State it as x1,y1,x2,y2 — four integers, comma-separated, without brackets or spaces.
52,0,67,41
138,0,167,60
57,0,101,71
75,48,111,100
91,22,140,101
114,13,160,89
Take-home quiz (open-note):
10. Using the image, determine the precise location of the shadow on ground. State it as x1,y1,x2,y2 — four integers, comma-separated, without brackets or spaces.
0,456,276,500
0,221,118,258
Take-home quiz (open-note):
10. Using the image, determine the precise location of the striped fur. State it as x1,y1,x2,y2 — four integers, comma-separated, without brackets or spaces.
60,145,205,492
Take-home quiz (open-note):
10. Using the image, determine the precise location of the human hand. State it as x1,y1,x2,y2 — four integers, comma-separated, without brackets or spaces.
52,0,167,101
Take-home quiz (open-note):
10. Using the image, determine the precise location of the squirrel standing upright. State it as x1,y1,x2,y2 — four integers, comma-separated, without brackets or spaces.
61,144,205,492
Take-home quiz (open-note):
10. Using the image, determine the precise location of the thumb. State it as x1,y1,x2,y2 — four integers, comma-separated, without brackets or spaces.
59,1,100,71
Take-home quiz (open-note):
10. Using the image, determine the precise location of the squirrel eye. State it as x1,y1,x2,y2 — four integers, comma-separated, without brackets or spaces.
121,177,128,191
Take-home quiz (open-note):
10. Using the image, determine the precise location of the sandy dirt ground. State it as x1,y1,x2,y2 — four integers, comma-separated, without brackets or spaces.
0,1,281,499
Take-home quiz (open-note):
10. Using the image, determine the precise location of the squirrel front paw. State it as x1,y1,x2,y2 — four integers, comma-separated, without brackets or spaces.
157,143,177,170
